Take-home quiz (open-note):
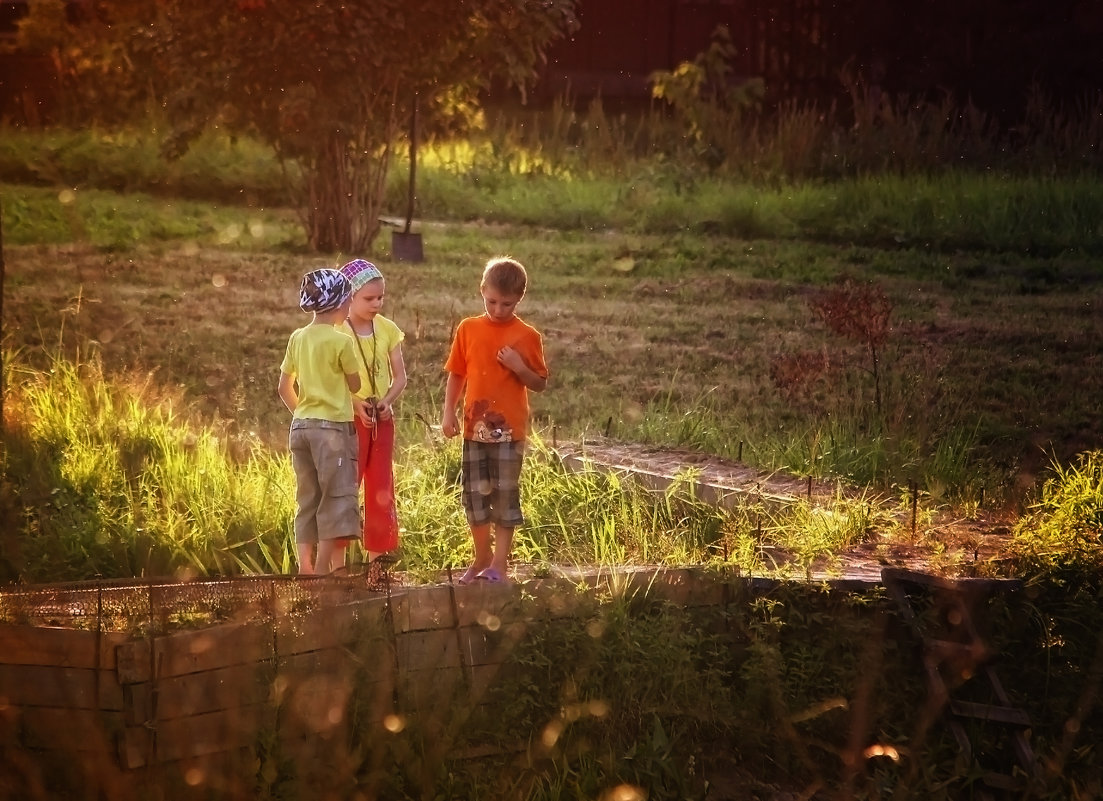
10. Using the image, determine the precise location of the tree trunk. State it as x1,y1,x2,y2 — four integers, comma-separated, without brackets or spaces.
303,92,400,254
306,132,353,253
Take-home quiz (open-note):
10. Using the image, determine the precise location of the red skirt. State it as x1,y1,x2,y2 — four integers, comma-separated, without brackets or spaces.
354,415,399,553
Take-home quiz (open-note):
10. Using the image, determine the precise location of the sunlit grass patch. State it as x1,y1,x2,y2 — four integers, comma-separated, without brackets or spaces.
1009,450,1103,572
2,349,297,582
3,351,919,583
1,184,304,250
0,125,292,205
0,352,746,582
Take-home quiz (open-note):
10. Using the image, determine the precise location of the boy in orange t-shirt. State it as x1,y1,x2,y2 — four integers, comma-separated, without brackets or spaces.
441,256,549,584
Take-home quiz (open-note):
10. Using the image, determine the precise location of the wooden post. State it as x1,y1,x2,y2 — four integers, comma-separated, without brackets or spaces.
910,480,918,536
392,92,424,262
1,203,5,480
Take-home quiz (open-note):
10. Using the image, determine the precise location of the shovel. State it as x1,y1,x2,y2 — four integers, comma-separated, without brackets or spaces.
392,93,424,262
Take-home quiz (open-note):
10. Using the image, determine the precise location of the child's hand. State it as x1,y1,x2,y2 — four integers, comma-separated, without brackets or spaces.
375,401,392,421
354,398,374,425
497,345,526,373
497,345,546,392
441,412,460,438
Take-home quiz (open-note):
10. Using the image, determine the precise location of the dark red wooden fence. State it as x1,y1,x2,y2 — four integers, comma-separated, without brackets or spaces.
2,0,1100,124
530,0,1103,117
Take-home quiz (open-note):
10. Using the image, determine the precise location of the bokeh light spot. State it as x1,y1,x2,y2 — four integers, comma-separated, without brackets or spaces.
587,699,610,717
477,611,501,631
863,744,900,761
218,223,243,244
603,783,646,801
541,720,563,748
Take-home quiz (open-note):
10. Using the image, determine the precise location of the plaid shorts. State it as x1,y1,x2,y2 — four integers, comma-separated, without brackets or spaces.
460,439,525,529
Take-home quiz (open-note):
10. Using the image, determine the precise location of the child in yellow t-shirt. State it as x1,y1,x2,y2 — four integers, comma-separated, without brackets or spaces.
337,259,408,567
278,268,361,575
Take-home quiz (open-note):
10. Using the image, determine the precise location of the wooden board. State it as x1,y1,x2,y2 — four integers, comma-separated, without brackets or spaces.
18,707,124,753
0,663,124,710
274,599,385,656
119,704,275,767
396,628,461,673
122,660,272,725
116,621,274,684
0,624,129,670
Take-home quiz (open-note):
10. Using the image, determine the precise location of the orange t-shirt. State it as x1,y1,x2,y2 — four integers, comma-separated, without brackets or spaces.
444,315,548,443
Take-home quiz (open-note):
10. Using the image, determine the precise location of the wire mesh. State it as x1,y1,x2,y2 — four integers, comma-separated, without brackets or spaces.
0,565,400,633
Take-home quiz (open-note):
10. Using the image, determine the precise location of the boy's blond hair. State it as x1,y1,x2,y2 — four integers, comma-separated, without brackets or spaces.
481,256,528,298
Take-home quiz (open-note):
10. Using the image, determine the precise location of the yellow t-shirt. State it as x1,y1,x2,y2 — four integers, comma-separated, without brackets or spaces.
280,324,359,421
337,315,405,400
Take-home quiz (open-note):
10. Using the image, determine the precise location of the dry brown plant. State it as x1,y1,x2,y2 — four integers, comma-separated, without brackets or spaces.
809,278,894,422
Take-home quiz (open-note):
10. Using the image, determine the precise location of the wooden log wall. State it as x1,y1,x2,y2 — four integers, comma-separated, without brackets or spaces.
0,570,737,801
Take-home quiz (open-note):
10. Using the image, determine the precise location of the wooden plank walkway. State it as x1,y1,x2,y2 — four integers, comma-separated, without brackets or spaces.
551,437,1011,585
554,437,835,509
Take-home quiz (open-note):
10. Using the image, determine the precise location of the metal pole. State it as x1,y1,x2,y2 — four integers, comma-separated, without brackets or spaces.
404,93,418,234
1,202,5,480
910,480,918,536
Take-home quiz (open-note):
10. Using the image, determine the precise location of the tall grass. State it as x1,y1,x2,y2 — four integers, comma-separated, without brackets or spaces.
0,184,305,250
3,350,905,583
614,367,990,510
5,85,1103,254
1009,450,1103,574
2,349,297,581
0,126,292,205
519,440,731,568
496,82,1103,182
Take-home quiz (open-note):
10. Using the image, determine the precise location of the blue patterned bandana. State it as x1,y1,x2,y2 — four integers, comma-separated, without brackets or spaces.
299,269,352,313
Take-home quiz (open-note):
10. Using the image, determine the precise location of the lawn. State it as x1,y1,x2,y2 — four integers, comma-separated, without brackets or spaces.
3,117,1103,586
5,209,1100,498
3,127,1103,801
3,192,1101,583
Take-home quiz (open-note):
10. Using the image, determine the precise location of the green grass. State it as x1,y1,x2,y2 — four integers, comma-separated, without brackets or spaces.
2,347,804,582
4,191,1100,507
5,340,1099,587
1009,450,1103,573
3,113,1103,584
1,184,304,250
0,126,293,205
5,120,1103,254
3,93,1103,801
2,350,298,581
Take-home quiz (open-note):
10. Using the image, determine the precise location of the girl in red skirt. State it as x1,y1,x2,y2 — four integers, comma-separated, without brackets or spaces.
338,259,408,567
